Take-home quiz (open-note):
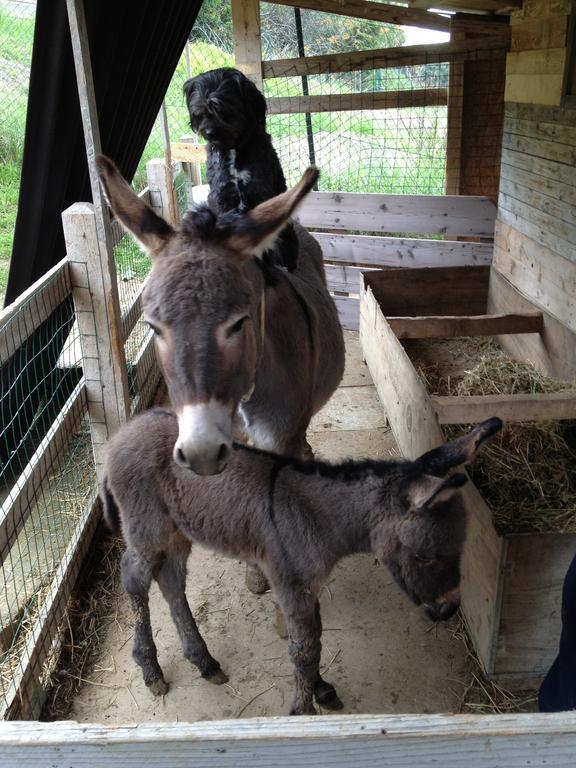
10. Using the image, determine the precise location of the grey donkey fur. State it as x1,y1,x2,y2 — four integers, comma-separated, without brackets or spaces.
102,409,502,715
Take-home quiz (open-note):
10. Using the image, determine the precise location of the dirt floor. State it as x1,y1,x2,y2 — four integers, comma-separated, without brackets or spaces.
69,331,469,723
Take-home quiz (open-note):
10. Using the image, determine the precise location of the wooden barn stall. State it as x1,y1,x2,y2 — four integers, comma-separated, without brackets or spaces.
2,0,576,763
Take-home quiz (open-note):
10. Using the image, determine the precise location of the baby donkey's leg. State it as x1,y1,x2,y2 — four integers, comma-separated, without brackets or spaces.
313,601,343,711
279,590,322,715
121,548,167,696
156,535,228,684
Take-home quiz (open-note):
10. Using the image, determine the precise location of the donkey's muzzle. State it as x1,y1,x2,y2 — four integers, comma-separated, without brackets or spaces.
174,402,233,475
423,587,461,623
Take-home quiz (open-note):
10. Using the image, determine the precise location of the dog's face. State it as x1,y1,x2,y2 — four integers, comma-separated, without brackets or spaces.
183,68,267,149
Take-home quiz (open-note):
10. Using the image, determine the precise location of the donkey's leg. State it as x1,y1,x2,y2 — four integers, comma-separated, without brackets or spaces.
277,590,321,715
313,601,343,711
155,536,228,685
121,548,168,696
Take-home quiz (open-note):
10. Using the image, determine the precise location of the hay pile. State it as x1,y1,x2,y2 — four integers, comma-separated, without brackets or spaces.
410,337,576,535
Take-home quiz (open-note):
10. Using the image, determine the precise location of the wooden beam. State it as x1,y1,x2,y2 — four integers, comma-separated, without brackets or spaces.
313,232,494,267
387,312,543,339
264,0,450,31
0,381,86,566
66,0,130,427
267,88,447,114
294,193,496,237
263,37,508,79
4,713,576,765
231,0,263,90
445,20,465,194
432,391,576,424
171,142,207,164
0,258,70,363
409,0,521,10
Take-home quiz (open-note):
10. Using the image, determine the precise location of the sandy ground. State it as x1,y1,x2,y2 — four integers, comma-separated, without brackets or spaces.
70,331,468,723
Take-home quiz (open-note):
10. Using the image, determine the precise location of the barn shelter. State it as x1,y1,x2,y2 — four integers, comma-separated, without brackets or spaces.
1,0,576,764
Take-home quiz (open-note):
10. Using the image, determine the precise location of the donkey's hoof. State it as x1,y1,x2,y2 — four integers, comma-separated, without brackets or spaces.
274,603,288,639
245,564,269,594
205,668,229,685
315,681,343,710
147,677,169,696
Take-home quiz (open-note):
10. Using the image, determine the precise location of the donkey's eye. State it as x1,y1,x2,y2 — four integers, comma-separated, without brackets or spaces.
147,321,162,337
226,316,249,338
414,554,436,566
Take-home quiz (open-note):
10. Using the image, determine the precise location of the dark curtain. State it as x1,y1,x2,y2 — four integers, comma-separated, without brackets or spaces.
1,0,201,477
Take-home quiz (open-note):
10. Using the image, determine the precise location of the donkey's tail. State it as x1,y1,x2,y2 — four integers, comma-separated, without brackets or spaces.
100,476,121,535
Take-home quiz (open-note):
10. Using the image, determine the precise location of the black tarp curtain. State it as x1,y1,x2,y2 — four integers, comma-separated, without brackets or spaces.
1,0,201,475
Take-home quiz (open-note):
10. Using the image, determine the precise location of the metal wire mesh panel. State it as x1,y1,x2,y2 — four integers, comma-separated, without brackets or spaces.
0,265,98,719
0,0,35,306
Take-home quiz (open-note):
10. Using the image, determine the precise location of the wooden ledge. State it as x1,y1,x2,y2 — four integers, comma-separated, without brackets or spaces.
387,312,543,339
432,391,576,424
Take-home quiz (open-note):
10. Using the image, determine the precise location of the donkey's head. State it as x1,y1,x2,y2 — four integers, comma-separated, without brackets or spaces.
96,156,318,475
376,418,502,622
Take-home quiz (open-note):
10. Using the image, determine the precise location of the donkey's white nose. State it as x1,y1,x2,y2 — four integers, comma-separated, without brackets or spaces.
175,402,232,475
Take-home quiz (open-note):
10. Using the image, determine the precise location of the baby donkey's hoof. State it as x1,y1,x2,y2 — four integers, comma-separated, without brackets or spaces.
315,679,343,711
147,677,169,696
200,658,229,685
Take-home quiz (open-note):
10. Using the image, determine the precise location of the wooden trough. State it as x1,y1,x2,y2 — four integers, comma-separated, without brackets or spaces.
360,265,576,681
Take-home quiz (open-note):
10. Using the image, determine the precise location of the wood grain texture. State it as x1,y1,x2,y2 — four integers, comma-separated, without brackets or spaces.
432,391,576,424
511,13,569,51
4,713,576,767
294,194,497,237
231,0,263,88
388,312,542,339
266,88,447,114
488,268,576,379
496,533,576,676
332,294,359,330
313,232,493,267
363,266,490,318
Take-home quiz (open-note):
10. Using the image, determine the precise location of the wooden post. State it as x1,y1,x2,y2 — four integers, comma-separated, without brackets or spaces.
159,102,179,225
445,18,466,195
66,0,130,439
231,0,264,90
147,159,179,223
63,203,129,479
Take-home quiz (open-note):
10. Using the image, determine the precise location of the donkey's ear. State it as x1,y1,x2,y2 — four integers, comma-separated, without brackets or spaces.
96,155,175,256
224,167,319,257
408,472,468,512
417,417,502,476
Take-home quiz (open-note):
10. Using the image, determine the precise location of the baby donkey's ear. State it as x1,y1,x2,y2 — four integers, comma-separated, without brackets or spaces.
407,473,468,512
223,167,319,257
417,417,502,477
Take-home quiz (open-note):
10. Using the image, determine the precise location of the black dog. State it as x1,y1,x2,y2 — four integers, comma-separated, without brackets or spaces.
183,67,299,272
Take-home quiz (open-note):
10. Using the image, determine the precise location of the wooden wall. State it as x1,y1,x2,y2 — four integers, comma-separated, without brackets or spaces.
489,0,576,378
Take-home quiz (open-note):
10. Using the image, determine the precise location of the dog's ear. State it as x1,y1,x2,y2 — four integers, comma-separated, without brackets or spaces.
183,77,196,108
223,167,318,257
233,70,267,126
96,155,174,256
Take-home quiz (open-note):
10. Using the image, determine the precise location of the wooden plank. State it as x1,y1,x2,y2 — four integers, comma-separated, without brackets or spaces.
499,177,575,227
132,328,156,394
445,22,465,195
295,193,497,237
511,13,569,51
505,100,576,127
121,286,143,343
500,161,576,208
488,268,576,380
267,88,447,115
501,146,576,189
313,232,493,267
507,47,567,77
170,142,207,164
332,294,359,331
363,265,490,318
0,381,86,566
505,72,566,106
359,278,502,672
496,533,576,677
1,493,99,720
492,228,576,334
5,713,576,766
309,385,387,433
264,0,450,31
66,0,130,429
263,37,508,79
497,195,576,263
432,391,576,424
0,258,71,364
388,312,543,339
325,264,374,294
231,0,263,89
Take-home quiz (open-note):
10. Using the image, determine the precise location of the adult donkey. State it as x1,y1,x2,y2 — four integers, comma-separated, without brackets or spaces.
96,157,345,587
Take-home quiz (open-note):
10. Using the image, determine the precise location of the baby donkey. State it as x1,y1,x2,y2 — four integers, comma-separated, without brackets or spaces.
102,410,501,715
